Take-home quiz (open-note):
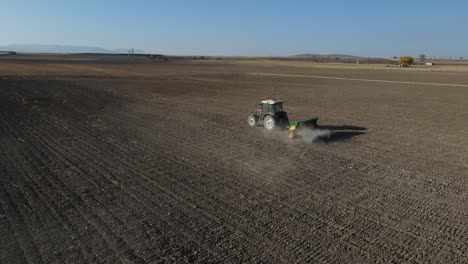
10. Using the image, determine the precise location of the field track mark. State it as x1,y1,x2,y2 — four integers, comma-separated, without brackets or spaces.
2,91,229,262
248,72,468,87
0,180,42,264
0,97,223,261
0,188,29,263
0,103,115,263
0,97,146,263
0,145,93,262
0,155,46,263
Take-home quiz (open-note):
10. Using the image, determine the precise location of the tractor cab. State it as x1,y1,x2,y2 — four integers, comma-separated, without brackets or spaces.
248,99,289,130
256,100,284,114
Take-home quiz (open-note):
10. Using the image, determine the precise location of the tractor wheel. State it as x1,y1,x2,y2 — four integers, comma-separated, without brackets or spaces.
263,115,276,131
247,114,257,127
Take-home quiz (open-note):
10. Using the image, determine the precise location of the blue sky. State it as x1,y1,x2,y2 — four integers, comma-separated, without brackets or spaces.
1,0,467,57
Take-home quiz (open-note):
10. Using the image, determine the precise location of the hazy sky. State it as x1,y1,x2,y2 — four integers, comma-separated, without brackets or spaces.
1,0,467,57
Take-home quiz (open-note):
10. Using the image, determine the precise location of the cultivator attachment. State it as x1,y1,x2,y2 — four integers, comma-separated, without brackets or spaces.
288,117,318,139
289,117,318,130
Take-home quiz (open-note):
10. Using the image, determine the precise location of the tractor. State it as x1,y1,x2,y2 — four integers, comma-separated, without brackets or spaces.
247,100,318,133
247,100,289,131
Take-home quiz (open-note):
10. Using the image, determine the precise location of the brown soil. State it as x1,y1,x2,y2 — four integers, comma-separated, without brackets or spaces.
0,57,467,263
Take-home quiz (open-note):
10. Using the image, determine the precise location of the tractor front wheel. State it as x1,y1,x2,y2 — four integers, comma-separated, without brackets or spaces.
247,114,257,127
263,115,276,131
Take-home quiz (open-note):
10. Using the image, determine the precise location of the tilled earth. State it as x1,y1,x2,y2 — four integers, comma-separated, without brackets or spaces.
0,58,467,263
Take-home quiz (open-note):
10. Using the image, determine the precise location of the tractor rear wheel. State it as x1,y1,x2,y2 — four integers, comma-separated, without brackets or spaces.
263,115,276,131
247,114,257,127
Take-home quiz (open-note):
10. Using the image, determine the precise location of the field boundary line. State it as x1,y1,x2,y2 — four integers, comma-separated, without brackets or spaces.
247,72,468,87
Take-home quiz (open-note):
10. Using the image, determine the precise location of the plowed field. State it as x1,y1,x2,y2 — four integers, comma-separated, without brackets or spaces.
1,57,467,263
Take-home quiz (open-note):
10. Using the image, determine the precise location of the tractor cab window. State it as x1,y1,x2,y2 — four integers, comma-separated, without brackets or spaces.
262,104,269,112
272,103,283,112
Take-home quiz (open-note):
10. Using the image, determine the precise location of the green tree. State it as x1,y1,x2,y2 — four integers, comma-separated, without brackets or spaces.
399,56,414,67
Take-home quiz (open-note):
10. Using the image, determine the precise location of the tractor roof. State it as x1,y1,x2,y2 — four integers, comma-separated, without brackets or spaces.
261,99,283,105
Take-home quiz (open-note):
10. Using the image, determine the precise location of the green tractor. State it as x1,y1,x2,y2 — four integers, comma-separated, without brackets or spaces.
247,100,318,134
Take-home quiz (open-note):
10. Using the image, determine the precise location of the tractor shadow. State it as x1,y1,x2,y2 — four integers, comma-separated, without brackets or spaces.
322,131,366,143
300,125,367,143
318,125,367,131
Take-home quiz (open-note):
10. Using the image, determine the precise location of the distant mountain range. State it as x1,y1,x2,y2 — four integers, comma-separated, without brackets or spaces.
290,54,359,59
0,44,147,54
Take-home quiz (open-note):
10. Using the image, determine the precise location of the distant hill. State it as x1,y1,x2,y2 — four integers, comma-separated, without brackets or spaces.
291,53,359,59
0,44,147,54
290,54,320,58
